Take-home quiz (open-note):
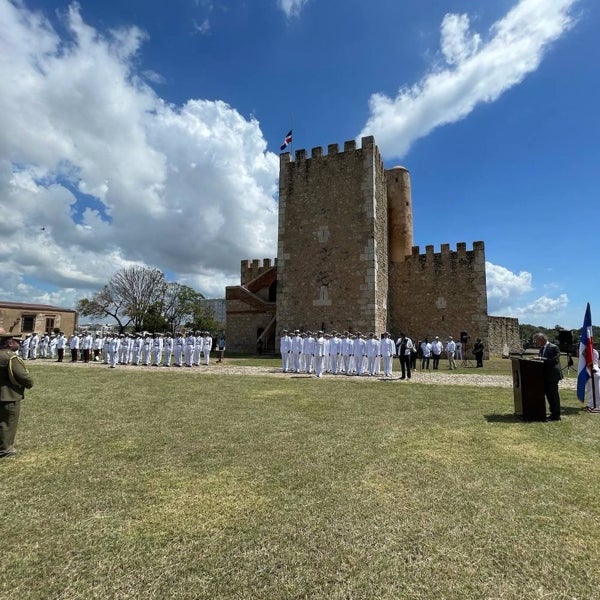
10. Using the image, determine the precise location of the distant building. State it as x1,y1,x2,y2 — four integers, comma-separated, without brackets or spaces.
201,298,226,326
0,301,78,335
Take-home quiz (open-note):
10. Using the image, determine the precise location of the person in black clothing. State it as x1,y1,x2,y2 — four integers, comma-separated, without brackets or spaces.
396,333,413,380
473,338,484,368
533,332,563,421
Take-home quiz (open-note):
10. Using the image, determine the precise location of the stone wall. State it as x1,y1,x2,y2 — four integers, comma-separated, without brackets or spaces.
388,242,489,354
488,315,521,355
276,136,388,334
224,289,276,353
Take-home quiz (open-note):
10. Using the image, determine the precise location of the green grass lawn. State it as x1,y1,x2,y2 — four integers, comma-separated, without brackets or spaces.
1,365,597,599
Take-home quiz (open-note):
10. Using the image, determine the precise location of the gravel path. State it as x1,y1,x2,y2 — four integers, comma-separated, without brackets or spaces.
30,359,577,389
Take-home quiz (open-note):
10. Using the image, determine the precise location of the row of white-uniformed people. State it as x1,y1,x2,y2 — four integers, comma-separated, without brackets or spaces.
279,330,461,377
100,332,215,368
17,332,59,359
279,330,403,378
18,331,215,367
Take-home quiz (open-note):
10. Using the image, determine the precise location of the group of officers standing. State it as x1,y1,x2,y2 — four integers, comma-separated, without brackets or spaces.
279,330,485,378
17,331,224,369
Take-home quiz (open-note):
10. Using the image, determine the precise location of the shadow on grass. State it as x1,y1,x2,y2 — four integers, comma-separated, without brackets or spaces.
483,413,524,423
484,405,588,423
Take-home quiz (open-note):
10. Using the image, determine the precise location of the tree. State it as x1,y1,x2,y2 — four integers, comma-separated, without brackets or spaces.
77,286,132,333
77,266,167,333
111,266,167,331
161,283,205,333
140,302,169,333
186,304,220,333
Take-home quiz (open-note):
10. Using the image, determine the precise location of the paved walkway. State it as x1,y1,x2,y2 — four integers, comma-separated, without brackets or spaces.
31,359,577,389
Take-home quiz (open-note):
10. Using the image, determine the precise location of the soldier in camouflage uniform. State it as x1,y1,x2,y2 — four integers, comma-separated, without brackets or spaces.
0,332,34,458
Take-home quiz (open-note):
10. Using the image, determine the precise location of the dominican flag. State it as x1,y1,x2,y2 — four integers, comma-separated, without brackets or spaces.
280,130,292,151
577,303,594,402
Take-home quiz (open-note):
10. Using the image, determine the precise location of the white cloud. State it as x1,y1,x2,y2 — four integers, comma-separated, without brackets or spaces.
0,0,279,304
193,18,210,35
486,262,532,303
516,294,569,316
486,262,569,325
278,0,310,18
358,0,579,158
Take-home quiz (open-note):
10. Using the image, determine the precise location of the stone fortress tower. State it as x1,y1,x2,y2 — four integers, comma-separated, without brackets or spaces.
226,136,489,354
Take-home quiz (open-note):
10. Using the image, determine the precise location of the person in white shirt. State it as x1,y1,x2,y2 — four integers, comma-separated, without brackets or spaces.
302,333,315,374
151,333,163,366
20,334,32,359
55,332,66,362
445,336,457,370
184,333,195,367
340,333,353,375
420,338,432,370
69,334,80,362
162,332,173,366
328,332,341,375
192,331,202,366
202,332,213,365
39,333,49,358
28,333,39,360
93,334,104,361
280,330,292,373
173,332,185,367
366,333,380,376
431,336,443,370
48,334,58,360
380,332,395,377
291,331,303,373
81,331,93,363
108,335,121,368
313,331,326,377
455,340,463,361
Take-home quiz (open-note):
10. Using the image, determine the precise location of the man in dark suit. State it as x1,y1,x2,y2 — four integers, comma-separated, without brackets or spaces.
533,332,563,421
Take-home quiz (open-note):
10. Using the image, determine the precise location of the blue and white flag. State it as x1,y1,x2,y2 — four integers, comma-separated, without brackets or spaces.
280,130,292,151
577,303,594,402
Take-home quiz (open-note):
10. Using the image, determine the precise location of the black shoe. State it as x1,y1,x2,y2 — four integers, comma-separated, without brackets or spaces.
546,415,561,421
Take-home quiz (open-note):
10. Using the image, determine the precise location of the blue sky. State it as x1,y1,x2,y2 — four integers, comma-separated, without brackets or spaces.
0,0,597,328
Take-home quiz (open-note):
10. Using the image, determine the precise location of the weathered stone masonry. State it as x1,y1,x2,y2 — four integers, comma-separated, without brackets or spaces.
226,136,495,354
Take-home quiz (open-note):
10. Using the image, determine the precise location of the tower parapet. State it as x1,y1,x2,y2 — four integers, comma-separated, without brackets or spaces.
241,258,277,286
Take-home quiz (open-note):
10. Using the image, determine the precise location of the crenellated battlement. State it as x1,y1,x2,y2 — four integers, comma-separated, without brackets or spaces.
409,241,485,266
280,135,383,171
241,258,277,285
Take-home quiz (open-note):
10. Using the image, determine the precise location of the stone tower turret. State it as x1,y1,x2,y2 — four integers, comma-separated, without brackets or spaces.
386,165,413,262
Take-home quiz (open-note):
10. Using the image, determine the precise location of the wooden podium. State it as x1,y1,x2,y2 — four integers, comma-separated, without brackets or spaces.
511,357,546,421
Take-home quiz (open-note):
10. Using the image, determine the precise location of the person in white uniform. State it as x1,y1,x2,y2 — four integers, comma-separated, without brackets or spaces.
280,330,292,373
380,332,396,377
366,333,380,376
202,332,213,365
291,331,303,373
313,331,326,377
